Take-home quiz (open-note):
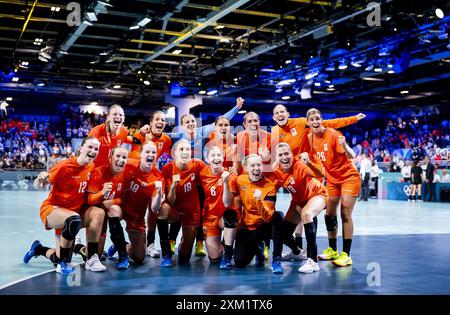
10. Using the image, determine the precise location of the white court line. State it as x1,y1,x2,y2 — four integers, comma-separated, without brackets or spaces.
0,263,83,291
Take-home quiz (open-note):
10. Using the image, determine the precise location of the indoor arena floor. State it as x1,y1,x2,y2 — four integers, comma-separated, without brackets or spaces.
0,191,449,295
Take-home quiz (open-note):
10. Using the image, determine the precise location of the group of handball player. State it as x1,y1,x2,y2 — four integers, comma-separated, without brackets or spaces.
23,97,366,275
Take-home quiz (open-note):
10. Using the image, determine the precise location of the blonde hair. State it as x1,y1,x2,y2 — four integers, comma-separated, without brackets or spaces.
275,142,292,154
243,111,259,123
140,141,156,153
306,108,322,119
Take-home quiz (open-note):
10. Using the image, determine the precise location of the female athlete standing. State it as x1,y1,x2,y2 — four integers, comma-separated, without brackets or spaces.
307,108,360,267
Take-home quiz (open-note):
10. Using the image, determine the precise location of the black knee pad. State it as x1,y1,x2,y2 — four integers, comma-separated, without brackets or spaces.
324,215,338,232
61,215,82,241
223,209,237,228
209,255,222,263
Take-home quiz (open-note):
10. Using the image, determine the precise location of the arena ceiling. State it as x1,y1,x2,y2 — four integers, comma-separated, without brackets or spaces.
0,0,449,113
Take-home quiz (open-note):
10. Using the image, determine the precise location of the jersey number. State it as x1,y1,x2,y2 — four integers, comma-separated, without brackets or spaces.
211,186,216,197
317,152,326,162
184,182,192,193
130,181,139,193
78,181,87,193
104,191,115,200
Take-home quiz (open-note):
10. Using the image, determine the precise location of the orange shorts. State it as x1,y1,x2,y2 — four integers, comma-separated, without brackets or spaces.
164,202,200,228
203,209,240,238
123,213,146,234
327,176,361,198
290,189,329,210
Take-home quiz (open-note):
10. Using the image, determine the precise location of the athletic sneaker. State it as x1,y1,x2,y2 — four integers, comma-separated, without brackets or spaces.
194,242,206,257
271,257,284,274
116,255,129,270
332,252,353,267
85,254,107,272
23,239,41,264
280,249,307,261
298,258,320,273
107,244,117,258
169,240,176,254
161,255,173,268
219,256,232,270
318,247,339,260
56,259,75,276
146,243,160,258
255,242,265,266
264,245,270,260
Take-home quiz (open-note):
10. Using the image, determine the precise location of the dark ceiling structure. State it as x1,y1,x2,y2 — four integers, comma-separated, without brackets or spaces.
0,0,449,113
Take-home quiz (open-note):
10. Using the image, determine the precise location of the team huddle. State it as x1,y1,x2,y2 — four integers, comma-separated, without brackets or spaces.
23,97,366,275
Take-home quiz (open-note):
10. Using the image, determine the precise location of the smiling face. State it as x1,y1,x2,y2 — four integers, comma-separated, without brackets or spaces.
140,142,157,169
181,114,196,133
307,110,323,134
245,154,263,182
244,112,260,134
207,146,224,171
215,117,231,139
273,105,290,127
107,106,125,133
174,140,191,165
275,144,293,172
79,138,100,164
151,112,166,136
110,147,128,174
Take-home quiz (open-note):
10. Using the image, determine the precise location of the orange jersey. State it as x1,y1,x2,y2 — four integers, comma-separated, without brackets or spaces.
271,116,358,157
205,132,236,168
122,159,165,219
88,124,131,167
87,164,127,205
236,129,271,160
130,131,172,160
200,166,237,218
41,157,94,212
230,174,277,230
268,160,327,205
161,159,206,212
310,128,359,185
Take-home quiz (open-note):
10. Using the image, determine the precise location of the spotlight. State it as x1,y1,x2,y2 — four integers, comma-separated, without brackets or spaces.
238,110,247,114
400,90,409,94
388,70,395,74
12,77,19,82
138,17,152,27
275,88,283,93
37,82,46,87
113,84,121,89
97,1,113,7
281,96,290,100
304,71,319,80
172,49,182,55
143,80,151,86
59,50,68,55
374,67,383,72
129,25,140,30
365,64,374,71
314,82,321,87
86,85,93,89
435,8,444,19
207,89,218,96
86,12,98,22
338,63,347,70
99,52,109,56
285,59,292,64
90,101,98,106
325,63,335,71
6,97,12,101
199,90,207,95
277,79,296,86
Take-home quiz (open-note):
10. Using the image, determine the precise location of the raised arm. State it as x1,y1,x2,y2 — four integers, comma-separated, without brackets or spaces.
222,171,233,208
167,174,180,206
323,113,366,129
151,181,164,213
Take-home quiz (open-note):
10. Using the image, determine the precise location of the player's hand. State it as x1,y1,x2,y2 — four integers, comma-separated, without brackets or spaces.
236,97,244,109
338,136,346,146
102,182,113,195
356,113,366,121
221,171,230,182
140,124,151,134
172,174,181,187
154,181,163,194
38,171,49,182
300,152,309,164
